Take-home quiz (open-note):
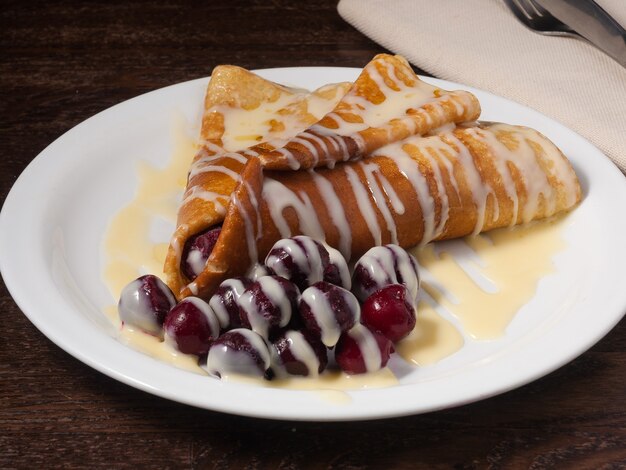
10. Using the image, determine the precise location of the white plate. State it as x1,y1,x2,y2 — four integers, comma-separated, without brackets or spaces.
2,67,626,421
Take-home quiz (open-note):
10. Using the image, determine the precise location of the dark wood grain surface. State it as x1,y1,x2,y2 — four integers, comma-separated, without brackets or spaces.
1,1,625,468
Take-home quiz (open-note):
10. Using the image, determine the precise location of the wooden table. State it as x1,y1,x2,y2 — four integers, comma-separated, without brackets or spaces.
2,1,625,467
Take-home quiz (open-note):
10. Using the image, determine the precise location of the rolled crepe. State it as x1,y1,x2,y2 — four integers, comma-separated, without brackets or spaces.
168,122,581,299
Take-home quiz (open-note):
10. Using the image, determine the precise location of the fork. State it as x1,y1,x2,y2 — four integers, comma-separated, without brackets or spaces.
504,0,579,37
505,0,626,66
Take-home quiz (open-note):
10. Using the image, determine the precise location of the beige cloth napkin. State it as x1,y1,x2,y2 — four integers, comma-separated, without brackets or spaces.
338,0,626,173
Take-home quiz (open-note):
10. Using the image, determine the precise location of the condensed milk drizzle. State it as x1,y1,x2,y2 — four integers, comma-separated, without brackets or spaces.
359,161,400,244
262,177,325,241
344,165,383,245
309,170,353,259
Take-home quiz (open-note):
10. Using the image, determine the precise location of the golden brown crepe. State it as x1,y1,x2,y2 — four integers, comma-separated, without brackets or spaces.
165,55,483,296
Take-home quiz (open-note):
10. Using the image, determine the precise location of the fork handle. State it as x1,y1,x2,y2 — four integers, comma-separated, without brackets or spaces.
535,0,626,67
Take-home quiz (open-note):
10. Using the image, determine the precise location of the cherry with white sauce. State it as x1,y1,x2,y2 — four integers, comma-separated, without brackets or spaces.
181,226,221,280
163,297,220,355
299,281,360,348
203,329,271,379
323,245,351,289
335,324,394,375
118,274,176,336
271,330,328,377
208,277,252,330
361,284,416,342
265,235,332,291
238,275,300,339
352,244,420,304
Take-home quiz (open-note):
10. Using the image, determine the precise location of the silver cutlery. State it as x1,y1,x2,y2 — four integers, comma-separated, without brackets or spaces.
504,0,626,67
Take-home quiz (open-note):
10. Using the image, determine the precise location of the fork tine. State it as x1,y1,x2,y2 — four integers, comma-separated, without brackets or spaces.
504,0,532,24
527,0,551,18
511,0,536,19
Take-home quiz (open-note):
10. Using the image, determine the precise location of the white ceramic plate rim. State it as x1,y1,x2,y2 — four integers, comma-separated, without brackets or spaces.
2,67,626,421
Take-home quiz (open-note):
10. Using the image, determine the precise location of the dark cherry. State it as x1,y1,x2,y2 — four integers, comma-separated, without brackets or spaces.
181,226,221,280
238,276,300,340
361,284,416,342
204,329,271,378
118,274,176,336
264,236,331,291
335,324,394,375
352,244,420,303
271,330,328,377
323,245,351,289
299,281,360,348
208,277,252,330
164,297,220,355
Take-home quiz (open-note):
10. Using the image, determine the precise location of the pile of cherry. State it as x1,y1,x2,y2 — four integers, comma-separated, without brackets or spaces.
118,236,420,379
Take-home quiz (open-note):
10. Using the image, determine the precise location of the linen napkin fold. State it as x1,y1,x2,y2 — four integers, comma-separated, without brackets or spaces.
338,0,626,174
